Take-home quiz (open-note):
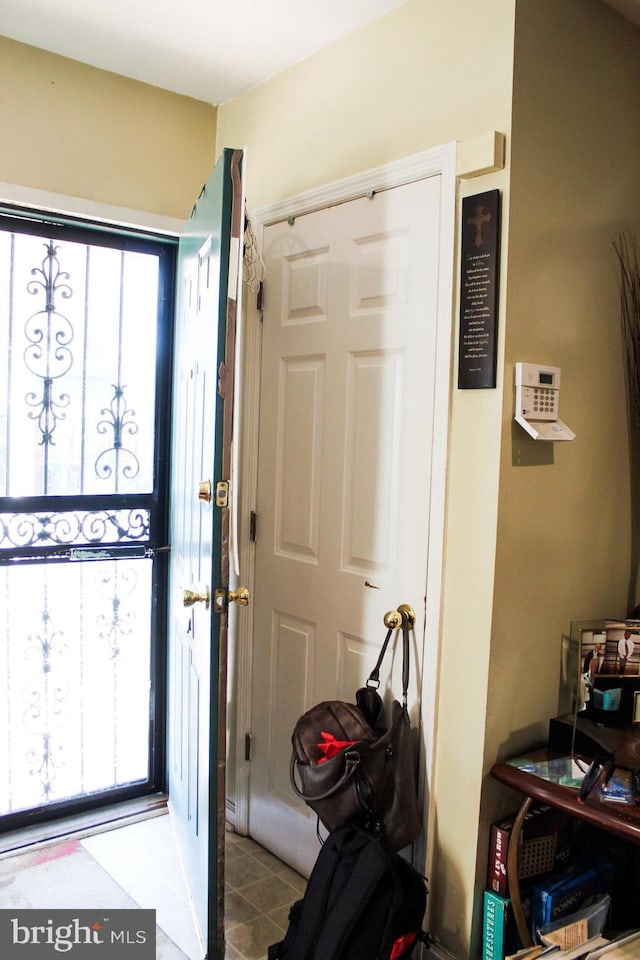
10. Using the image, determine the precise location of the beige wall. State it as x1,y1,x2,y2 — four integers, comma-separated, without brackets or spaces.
220,0,640,954
218,1,516,955
481,0,640,946
216,0,515,208
0,36,217,220
2,1,638,955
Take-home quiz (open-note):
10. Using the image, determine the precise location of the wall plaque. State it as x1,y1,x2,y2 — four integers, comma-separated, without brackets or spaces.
458,189,501,389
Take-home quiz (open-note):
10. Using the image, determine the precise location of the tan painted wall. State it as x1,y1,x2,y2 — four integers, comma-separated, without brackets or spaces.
218,1,516,955
481,0,640,947
0,36,217,220
219,0,640,954
2,0,637,955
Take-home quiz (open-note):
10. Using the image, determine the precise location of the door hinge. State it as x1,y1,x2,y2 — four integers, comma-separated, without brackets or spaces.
257,281,264,315
245,732,253,762
215,480,229,507
249,510,257,542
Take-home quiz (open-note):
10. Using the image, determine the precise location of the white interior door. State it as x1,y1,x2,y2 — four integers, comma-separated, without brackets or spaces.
248,174,445,877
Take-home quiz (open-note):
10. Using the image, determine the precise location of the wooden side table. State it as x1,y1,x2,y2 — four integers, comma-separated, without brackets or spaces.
490,750,640,947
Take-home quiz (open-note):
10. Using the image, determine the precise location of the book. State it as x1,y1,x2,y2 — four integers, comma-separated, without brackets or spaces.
586,930,640,960
600,769,634,804
531,859,614,938
508,937,613,960
539,894,610,948
488,804,572,897
484,891,510,960
484,889,532,960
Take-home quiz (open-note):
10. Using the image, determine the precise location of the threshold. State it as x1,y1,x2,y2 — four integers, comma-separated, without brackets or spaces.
0,793,168,859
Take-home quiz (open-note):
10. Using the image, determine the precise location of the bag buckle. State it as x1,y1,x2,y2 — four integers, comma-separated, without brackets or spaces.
344,750,361,769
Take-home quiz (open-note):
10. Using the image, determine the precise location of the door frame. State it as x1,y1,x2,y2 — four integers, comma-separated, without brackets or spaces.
231,143,457,865
0,206,177,834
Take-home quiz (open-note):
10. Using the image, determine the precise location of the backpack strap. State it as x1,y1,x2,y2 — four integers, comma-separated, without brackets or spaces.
312,831,391,960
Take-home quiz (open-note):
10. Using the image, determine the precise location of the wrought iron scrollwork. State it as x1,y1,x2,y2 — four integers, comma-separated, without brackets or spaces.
24,242,74,486
0,222,164,820
0,509,150,550
96,564,138,660
23,602,68,800
16,239,149,496
95,384,141,484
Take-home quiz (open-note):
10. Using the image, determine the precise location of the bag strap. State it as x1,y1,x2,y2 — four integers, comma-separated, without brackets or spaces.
313,831,391,960
289,750,361,802
367,623,411,709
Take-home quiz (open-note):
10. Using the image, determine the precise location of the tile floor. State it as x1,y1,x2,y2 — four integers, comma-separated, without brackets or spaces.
224,828,306,960
0,811,306,960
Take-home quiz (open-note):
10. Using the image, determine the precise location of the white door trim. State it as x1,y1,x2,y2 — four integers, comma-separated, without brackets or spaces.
232,143,457,843
254,144,456,227
0,181,184,236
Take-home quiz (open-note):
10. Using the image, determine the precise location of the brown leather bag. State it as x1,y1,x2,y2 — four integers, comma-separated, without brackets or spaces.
289,624,421,852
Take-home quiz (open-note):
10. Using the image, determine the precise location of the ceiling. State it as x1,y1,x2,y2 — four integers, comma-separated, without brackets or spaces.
0,0,407,105
0,0,638,107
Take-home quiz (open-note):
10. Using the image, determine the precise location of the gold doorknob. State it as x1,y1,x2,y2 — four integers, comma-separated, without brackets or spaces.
383,604,416,628
383,610,403,629
228,586,250,606
198,480,212,503
183,588,210,609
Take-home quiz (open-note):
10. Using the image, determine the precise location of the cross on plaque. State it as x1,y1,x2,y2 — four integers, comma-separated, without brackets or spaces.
468,204,492,248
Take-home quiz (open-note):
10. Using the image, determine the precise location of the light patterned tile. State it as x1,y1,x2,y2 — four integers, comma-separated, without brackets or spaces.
225,833,264,857
225,915,283,960
225,889,261,928
250,848,289,873
240,874,299,914
224,940,243,960
225,854,272,891
225,842,246,863
266,902,293,932
272,863,306,895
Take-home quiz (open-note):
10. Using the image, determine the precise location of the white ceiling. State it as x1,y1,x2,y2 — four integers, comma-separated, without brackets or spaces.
0,0,407,105
0,0,638,107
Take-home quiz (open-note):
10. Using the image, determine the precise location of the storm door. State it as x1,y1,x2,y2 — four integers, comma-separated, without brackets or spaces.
0,212,176,831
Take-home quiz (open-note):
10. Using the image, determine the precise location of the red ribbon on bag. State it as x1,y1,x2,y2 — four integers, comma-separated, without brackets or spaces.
316,731,357,763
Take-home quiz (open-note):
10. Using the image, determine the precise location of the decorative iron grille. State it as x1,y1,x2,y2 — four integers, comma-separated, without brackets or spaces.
0,215,174,825
0,560,152,814
0,509,150,550
0,231,158,498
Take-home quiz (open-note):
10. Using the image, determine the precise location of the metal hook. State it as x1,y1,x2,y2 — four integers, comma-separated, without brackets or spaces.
398,603,416,627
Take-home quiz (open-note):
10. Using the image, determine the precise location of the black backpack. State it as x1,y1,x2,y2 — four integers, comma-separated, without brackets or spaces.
268,826,430,960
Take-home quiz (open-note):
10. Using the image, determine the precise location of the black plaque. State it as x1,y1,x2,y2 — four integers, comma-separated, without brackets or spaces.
458,189,500,389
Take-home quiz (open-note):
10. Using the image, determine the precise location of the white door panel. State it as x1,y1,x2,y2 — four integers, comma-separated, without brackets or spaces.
250,176,442,876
